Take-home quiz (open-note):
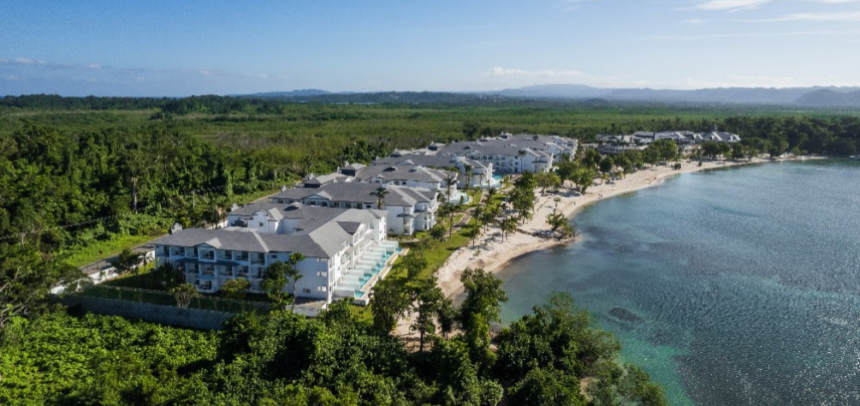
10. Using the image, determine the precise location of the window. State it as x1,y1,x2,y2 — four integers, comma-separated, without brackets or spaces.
317,271,328,277
258,222,264,227
271,254,278,259
302,288,311,294
318,286,327,292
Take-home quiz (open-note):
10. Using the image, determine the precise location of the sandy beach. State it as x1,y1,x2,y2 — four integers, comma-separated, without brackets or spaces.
435,158,781,299
394,156,821,338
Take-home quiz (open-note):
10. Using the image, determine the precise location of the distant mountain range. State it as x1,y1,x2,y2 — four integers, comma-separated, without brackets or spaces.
240,85,860,108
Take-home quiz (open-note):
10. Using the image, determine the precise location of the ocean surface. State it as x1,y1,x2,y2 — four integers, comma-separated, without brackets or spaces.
496,160,860,406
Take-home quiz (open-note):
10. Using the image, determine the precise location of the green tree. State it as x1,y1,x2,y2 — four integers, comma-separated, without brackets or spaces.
555,160,579,189
599,155,614,175
444,175,458,203
371,186,389,209
575,168,595,194
262,263,289,306
170,283,198,308
536,171,561,194
508,367,587,406
430,224,447,241
369,281,411,334
401,248,428,280
462,121,481,140
464,164,473,187
221,278,250,300
286,253,305,311
0,244,81,328
500,216,518,241
111,248,143,276
438,203,458,238
459,268,508,367
545,210,573,239
410,277,449,352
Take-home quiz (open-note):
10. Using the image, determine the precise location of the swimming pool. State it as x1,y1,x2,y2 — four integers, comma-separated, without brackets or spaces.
448,190,471,204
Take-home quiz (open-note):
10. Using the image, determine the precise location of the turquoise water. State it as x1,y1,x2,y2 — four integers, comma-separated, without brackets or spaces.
449,190,472,204
496,160,860,405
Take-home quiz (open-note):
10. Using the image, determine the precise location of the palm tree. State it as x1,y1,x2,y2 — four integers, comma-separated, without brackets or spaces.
464,164,473,188
438,203,457,238
444,176,457,203
472,205,485,236
286,253,305,311
370,186,389,209
501,216,518,241
517,149,527,173
170,283,199,309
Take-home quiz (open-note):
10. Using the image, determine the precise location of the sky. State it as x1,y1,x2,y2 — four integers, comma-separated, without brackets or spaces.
1,0,859,96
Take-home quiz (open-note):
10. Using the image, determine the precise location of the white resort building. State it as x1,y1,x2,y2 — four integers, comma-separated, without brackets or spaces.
271,182,440,235
435,133,578,174
152,204,400,309
372,153,493,188
348,164,458,194
595,126,742,154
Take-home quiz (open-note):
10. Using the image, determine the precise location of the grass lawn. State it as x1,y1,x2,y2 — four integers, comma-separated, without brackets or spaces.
63,234,158,268
63,187,281,269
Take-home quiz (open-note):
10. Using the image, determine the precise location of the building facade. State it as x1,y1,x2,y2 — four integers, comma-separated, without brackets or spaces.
372,153,494,188
272,182,439,235
437,133,578,174
153,204,399,305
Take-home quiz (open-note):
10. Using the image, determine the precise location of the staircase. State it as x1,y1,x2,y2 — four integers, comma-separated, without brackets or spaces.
333,241,400,301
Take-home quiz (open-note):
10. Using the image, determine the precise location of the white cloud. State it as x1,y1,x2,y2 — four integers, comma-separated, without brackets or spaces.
6,57,49,66
741,11,860,22
683,18,708,24
0,56,278,86
695,0,860,11
641,29,856,40
488,67,588,79
695,0,774,11
481,66,636,88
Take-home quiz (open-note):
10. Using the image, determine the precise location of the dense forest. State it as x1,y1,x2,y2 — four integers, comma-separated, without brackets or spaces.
1,95,858,405
0,94,858,277
1,287,664,405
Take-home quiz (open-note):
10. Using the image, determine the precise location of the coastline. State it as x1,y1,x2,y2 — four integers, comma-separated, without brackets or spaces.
433,156,823,301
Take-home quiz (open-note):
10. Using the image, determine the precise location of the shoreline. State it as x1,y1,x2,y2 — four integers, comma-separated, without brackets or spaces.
433,156,825,301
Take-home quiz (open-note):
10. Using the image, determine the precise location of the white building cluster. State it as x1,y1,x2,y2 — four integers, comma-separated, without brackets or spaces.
153,204,400,309
151,133,580,307
373,133,578,176
594,126,742,155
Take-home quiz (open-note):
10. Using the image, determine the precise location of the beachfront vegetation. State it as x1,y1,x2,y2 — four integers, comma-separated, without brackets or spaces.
1,96,858,267
1,281,666,405
2,95,856,405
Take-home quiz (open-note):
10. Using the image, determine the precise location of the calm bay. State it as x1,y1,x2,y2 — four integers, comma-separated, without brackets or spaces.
497,160,860,405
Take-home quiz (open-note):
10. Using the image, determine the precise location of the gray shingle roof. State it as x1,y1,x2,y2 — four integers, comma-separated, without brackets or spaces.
438,134,576,158
372,154,490,170
353,165,456,184
154,206,386,258
273,182,437,207
304,173,349,186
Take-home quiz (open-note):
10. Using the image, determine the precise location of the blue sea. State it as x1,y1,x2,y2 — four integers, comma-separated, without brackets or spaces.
496,160,860,405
